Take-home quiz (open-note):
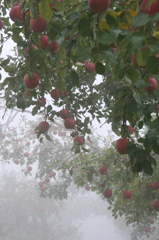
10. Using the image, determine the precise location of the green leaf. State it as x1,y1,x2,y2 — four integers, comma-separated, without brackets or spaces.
1,59,10,67
130,32,146,45
70,70,79,86
16,95,25,110
87,172,93,183
95,62,105,75
98,31,117,45
78,18,91,37
146,56,159,74
126,67,139,82
132,13,150,27
134,93,142,105
39,0,52,22
52,0,65,11
143,159,153,175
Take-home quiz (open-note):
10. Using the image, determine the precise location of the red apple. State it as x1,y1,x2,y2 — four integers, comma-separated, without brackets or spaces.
153,199,159,210
116,138,130,154
39,150,44,155
30,15,47,33
73,136,84,146
64,90,69,97
60,109,69,119
141,0,159,15
132,46,148,68
24,45,38,55
37,98,46,107
40,35,49,48
9,5,24,22
39,182,44,187
64,118,75,129
50,89,61,100
88,0,110,13
99,165,107,175
103,189,112,198
150,182,159,190
14,160,20,164
27,166,32,171
50,0,61,11
48,40,59,52
123,190,132,199
85,185,90,191
40,186,47,191
45,178,50,183
150,220,154,224
0,19,3,30
38,121,50,132
26,141,30,145
24,152,29,157
127,125,134,134
24,89,33,97
24,73,40,89
53,130,57,135
144,226,151,232
99,183,106,188
84,62,95,73
49,171,56,177
144,77,158,93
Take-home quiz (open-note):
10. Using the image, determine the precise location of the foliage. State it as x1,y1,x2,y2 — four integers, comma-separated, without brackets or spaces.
1,0,159,172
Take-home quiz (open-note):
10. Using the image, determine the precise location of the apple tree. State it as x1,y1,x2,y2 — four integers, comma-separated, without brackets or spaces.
1,0,159,173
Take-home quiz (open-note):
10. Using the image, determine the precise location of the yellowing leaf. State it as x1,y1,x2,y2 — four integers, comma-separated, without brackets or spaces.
119,23,129,29
127,10,137,17
117,11,122,16
25,10,32,17
99,20,110,31
107,10,117,19
39,0,52,22
152,31,159,40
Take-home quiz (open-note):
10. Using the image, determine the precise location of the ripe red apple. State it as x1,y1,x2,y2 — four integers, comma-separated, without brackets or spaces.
103,189,112,198
99,165,107,175
39,182,44,187
73,136,84,146
141,0,159,15
39,150,44,155
45,178,50,183
84,62,95,73
88,0,110,13
144,77,158,93
99,183,106,188
144,226,151,232
50,0,61,11
50,89,61,100
14,160,20,164
132,47,148,68
0,19,3,30
153,199,159,210
64,90,69,97
37,98,46,107
24,73,40,89
85,185,90,191
127,125,134,134
150,182,159,190
60,109,69,119
40,186,47,191
40,35,49,48
38,121,50,132
24,89,33,97
116,138,130,154
27,166,32,171
53,130,57,135
150,220,154,224
123,190,132,199
64,118,75,129
48,40,59,52
26,141,30,145
49,171,56,177
24,45,38,55
30,15,47,33
9,5,24,22
24,152,29,157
